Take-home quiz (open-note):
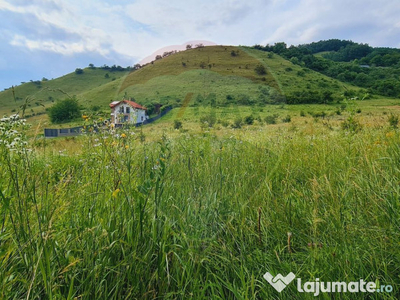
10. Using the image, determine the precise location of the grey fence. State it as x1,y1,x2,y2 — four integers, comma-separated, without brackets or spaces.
44,126,83,138
44,107,172,137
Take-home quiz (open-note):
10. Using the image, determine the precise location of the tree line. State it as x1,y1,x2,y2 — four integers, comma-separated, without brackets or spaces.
253,39,400,97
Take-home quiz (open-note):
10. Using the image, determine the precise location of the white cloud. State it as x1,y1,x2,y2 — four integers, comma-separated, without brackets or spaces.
10,34,111,56
2,0,400,60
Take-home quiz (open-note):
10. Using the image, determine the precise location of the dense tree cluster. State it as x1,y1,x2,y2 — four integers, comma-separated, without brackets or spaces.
86,64,132,71
99,64,132,71
253,39,400,98
285,90,334,104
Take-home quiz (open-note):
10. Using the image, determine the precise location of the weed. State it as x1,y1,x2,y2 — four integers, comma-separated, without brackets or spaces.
388,114,399,128
341,115,362,133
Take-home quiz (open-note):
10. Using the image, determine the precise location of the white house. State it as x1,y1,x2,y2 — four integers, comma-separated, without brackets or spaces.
109,99,147,125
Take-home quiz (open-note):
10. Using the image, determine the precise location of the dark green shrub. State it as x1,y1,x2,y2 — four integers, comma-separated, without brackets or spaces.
255,64,267,75
237,94,251,105
173,120,183,129
265,114,279,124
244,115,254,125
48,98,80,123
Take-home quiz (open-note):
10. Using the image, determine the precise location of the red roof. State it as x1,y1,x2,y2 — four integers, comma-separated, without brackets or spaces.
109,99,147,110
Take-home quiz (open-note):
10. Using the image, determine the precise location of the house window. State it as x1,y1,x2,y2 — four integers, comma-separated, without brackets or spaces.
124,115,129,122
119,106,124,113
141,116,144,121
126,107,130,114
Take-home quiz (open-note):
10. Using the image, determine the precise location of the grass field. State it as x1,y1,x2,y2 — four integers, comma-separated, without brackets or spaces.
1,100,400,299
1,44,399,299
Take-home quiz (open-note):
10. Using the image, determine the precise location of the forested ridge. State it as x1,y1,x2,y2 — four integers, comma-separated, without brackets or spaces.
254,39,400,98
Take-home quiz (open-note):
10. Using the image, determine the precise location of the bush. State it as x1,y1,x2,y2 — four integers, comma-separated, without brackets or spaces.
48,98,80,123
218,119,230,127
226,94,234,101
244,115,254,125
91,105,101,112
388,114,399,128
173,120,183,130
255,64,267,75
200,114,216,128
341,115,362,133
237,94,251,105
282,115,291,123
231,117,243,129
75,68,84,74
265,114,279,124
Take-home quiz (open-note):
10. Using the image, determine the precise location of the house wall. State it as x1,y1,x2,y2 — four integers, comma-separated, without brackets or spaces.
111,103,146,124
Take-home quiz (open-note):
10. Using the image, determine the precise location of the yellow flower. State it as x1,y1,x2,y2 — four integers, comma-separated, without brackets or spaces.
82,115,88,120
386,131,395,138
121,133,127,138
112,189,120,198
125,145,129,149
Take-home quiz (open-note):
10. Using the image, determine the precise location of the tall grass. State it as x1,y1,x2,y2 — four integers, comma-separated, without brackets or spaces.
0,115,399,299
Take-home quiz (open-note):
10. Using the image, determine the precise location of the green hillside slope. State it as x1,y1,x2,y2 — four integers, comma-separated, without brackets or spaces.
0,45,364,120
0,68,129,116
83,46,360,109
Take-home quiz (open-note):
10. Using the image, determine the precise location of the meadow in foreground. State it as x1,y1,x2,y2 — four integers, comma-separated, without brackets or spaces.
0,110,399,299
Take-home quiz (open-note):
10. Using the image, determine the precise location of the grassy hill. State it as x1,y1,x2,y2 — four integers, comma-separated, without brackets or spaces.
0,68,130,116
97,46,359,108
0,45,373,124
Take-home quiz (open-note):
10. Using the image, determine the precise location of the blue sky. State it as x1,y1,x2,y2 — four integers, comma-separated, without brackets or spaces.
1,0,400,90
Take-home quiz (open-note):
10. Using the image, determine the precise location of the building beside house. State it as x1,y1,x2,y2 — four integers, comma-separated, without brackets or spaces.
110,99,148,125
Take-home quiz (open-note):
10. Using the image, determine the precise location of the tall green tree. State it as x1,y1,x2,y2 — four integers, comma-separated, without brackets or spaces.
48,98,80,123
